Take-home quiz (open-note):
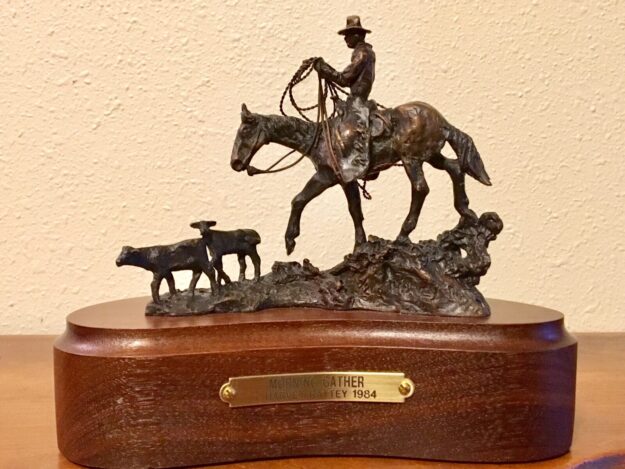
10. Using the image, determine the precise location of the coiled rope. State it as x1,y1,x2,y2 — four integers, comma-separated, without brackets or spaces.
252,57,374,199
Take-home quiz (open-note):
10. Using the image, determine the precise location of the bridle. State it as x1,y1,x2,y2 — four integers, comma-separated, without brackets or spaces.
243,57,383,199
243,119,309,176
245,58,321,177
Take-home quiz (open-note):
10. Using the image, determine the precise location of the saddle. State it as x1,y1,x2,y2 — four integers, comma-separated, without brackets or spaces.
329,98,392,182
332,97,392,138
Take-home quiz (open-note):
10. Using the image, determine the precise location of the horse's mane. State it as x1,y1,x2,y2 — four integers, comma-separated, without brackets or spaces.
262,113,317,138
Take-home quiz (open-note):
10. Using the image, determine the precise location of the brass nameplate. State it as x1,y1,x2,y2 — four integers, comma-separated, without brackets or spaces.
219,371,414,407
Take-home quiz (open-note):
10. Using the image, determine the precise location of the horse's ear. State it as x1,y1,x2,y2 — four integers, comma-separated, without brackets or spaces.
241,103,256,124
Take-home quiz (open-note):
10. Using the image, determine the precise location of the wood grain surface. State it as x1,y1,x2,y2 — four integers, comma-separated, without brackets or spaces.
0,334,624,468
51,298,578,467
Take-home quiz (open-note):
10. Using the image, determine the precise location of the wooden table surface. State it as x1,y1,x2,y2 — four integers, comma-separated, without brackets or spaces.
1,334,624,469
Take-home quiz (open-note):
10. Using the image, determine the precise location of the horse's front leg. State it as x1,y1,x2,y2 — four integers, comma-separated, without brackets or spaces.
342,181,366,250
397,159,429,243
285,170,336,255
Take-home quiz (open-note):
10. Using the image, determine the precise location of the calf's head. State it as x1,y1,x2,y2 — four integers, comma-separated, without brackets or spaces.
116,246,141,267
190,220,217,239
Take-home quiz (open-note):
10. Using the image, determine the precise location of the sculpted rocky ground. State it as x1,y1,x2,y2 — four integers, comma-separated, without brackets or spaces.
147,212,503,317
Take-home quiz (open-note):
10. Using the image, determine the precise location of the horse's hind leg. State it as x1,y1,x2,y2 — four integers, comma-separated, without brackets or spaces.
429,153,477,222
342,181,366,250
237,253,247,282
397,158,429,242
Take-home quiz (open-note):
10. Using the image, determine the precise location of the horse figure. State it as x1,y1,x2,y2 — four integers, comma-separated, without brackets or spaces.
231,102,491,255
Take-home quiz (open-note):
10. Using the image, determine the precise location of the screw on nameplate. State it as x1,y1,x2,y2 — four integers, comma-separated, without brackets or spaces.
219,372,415,408
219,383,236,402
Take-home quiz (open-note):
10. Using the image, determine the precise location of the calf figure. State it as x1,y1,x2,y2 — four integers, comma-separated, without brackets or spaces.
116,238,217,304
190,220,261,284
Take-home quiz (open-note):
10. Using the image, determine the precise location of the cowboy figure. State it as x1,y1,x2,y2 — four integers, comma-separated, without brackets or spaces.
313,15,376,183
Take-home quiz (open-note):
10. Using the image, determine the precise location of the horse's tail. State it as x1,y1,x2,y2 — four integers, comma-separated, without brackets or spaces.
444,124,491,186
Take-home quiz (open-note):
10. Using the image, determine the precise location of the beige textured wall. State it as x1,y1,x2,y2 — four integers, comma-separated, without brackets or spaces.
1,1,624,334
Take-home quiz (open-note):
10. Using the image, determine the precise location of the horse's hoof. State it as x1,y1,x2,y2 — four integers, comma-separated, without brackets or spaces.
395,234,410,244
285,238,296,255
355,232,367,247
459,211,478,227
353,240,366,252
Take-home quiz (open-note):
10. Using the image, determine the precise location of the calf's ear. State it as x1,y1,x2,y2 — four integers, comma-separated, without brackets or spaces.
190,220,217,231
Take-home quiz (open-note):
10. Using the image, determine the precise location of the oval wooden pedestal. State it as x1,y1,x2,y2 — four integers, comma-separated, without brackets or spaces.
54,298,577,469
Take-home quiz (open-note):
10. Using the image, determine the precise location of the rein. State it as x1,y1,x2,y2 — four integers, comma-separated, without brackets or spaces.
246,57,385,200
244,126,306,176
246,58,320,176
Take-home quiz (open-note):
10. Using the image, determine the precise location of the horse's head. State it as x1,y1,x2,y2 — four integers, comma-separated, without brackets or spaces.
231,103,267,172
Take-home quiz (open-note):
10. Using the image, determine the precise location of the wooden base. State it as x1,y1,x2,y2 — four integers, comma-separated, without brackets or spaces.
54,298,577,468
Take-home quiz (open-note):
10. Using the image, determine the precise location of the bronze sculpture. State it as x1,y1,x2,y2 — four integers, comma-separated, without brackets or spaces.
314,15,376,183
57,16,576,468
232,100,490,255
190,221,261,284
116,238,217,304
117,221,262,303
231,16,490,255
151,212,502,316
119,14,498,318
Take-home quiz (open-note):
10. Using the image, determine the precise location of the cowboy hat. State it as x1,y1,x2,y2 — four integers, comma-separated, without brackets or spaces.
338,16,371,35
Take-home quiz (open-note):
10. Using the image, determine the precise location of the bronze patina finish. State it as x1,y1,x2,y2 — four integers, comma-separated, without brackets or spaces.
190,221,261,284
232,101,490,255
147,212,502,317
118,14,501,318
314,15,376,183
117,220,261,303
59,13,579,469
115,239,218,303
231,15,491,257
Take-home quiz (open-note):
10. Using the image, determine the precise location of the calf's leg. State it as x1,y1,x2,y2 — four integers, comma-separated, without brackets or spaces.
237,253,247,282
189,270,201,296
201,261,218,292
250,249,261,280
214,257,231,284
151,273,163,304
165,273,176,297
